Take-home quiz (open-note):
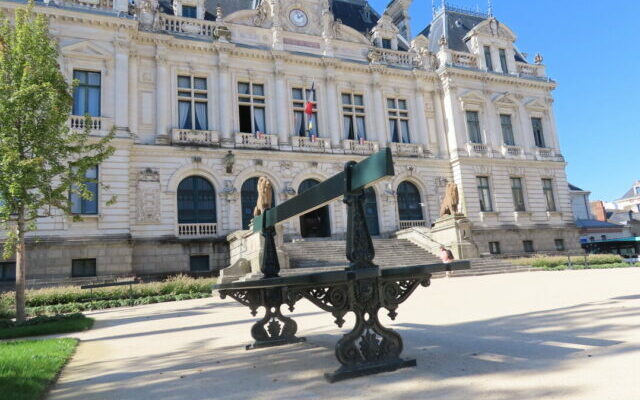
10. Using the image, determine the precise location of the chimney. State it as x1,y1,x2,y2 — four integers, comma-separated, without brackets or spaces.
590,201,607,222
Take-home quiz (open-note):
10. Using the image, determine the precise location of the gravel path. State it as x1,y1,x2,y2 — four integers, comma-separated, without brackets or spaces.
47,268,640,400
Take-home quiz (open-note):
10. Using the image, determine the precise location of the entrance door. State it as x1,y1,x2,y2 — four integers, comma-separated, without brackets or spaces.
364,187,380,236
299,179,331,238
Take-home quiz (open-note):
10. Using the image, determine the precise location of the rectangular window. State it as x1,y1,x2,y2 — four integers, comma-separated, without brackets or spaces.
542,179,557,212
71,166,99,215
466,111,482,144
182,5,197,18
484,46,493,71
0,262,16,282
178,76,208,130
532,117,545,148
292,87,319,137
190,255,210,272
499,49,509,73
73,70,101,117
489,242,501,255
238,82,266,134
477,176,493,212
554,239,565,251
387,98,410,143
511,177,526,212
523,240,535,253
382,39,392,49
72,258,96,277
500,114,515,145
341,93,366,140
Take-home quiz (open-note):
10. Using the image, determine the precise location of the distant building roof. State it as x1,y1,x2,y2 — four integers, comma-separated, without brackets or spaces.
568,183,586,192
575,219,623,229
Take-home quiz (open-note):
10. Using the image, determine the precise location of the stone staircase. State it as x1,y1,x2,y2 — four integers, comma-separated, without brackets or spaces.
280,238,534,278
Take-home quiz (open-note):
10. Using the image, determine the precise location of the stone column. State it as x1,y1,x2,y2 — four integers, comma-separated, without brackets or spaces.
413,87,429,145
371,70,385,146
155,50,169,144
114,39,129,135
207,63,218,133
517,101,534,153
432,90,447,157
217,51,233,146
546,100,560,150
274,59,289,146
324,66,341,147
484,94,501,148
128,51,138,139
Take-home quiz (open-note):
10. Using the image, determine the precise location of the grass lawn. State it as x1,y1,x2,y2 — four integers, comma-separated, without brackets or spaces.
0,314,94,340
0,338,78,400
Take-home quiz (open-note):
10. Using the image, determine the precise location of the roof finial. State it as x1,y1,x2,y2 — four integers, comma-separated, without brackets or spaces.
488,0,493,16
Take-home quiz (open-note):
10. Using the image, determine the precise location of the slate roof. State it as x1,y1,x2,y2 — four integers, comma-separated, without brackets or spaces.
568,183,586,192
418,8,527,62
331,0,380,33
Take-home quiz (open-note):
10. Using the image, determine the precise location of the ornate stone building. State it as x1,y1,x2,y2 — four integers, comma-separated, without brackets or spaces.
0,0,580,281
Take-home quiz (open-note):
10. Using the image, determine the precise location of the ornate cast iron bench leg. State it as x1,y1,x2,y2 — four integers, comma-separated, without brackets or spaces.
220,287,305,350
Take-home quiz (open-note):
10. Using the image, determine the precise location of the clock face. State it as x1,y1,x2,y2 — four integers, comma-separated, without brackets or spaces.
289,9,308,27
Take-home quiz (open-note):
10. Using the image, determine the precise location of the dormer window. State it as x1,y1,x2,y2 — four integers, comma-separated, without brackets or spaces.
382,39,392,49
499,49,508,73
484,46,493,71
182,5,197,18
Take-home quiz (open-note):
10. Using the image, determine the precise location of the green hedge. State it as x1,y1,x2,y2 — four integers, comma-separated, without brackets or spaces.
0,275,215,319
509,254,625,269
538,262,638,271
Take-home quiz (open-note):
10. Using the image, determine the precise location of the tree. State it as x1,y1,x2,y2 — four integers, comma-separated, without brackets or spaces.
0,4,115,321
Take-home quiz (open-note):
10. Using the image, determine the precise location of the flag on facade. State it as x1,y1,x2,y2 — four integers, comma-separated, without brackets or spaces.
305,82,316,136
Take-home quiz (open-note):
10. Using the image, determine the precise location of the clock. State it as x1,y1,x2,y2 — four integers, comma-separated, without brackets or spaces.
289,9,308,27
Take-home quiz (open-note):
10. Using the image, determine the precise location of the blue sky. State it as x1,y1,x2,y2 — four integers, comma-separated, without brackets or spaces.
368,0,640,202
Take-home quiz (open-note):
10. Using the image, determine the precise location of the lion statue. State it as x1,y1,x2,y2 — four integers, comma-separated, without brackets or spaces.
253,176,273,217
439,182,459,217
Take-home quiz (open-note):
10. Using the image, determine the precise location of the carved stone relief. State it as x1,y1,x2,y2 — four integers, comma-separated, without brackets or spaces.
136,168,161,223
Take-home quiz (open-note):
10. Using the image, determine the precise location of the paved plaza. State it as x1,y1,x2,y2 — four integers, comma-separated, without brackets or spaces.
48,269,640,400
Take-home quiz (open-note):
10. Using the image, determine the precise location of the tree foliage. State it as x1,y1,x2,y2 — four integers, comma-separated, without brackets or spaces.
0,3,115,259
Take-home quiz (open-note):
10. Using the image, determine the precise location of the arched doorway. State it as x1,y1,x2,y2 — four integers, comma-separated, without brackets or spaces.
364,187,380,236
299,179,331,238
397,181,424,222
177,176,216,224
241,177,275,230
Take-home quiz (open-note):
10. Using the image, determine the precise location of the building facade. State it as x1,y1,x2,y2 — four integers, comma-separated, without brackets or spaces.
0,0,580,281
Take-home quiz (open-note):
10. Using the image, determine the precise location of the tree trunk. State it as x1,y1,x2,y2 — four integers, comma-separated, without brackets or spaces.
15,212,27,322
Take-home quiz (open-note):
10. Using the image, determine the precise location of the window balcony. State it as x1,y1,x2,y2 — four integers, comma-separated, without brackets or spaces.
500,145,524,159
466,142,491,157
177,223,218,238
342,139,379,155
235,133,279,150
367,48,417,68
172,129,219,147
390,142,425,158
68,115,112,133
158,14,217,38
291,136,331,152
516,62,546,79
399,220,427,230
535,147,555,160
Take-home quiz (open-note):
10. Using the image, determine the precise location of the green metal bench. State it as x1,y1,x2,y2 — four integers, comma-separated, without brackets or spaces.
213,149,470,382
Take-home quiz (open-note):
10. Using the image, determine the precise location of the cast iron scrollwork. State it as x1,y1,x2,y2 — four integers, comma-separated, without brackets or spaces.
220,289,261,316
380,276,432,320
248,304,302,349
298,285,349,327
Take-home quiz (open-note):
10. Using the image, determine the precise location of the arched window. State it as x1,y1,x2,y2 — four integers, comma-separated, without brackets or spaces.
241,177,275,230
299,179,331,238
364,187,380,236
177,176,216,224
397,181,423,221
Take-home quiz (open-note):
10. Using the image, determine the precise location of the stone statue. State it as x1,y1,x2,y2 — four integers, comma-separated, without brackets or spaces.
253,176,273,217
213,25,232,42
439,182,459,217
534,53,544,65
224,150,235,174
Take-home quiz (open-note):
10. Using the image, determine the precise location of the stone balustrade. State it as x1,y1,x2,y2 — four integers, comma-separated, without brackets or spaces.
501,145,524,158
291,136,331,152
63,0,113,9
68,115,111,132
535,147,555,160
450,50,478,69
516,62,546,78
177,223,217,238
389,142,425,158
466,142,490,157
368,48,417,68
171,129,219,147
342,139,379,155
399,220,427,229
235,133,279,149
158,14,217,38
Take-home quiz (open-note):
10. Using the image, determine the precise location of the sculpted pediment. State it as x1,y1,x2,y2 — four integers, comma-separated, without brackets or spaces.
458,89,486,106
465,18,517,42
524,97,547,111
61,40,111,60
492,92,519,107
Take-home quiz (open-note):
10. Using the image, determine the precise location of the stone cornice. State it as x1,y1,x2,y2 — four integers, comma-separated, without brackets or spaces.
438,66,557,91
